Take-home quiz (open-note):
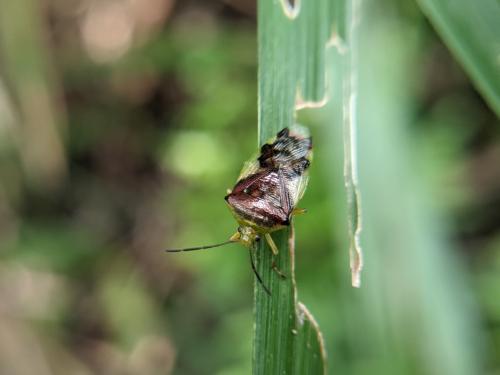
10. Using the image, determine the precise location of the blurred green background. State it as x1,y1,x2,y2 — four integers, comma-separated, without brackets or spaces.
0,0,499,374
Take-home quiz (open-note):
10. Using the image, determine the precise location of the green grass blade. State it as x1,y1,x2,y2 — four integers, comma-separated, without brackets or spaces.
416,0,500,118
322,2,486,373
253,0,334,373
351,5,485,374
341,0,363,288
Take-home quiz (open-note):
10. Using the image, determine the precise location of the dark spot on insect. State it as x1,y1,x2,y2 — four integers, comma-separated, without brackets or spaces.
256,236,261,242
277,128,289,138
289,158,310,175
260,143,272,154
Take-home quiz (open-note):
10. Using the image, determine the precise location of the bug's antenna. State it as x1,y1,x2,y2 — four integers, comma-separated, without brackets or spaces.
248,247,271,296
164,240,234,252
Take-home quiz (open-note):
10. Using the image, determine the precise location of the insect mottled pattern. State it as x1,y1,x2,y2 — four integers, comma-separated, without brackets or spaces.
166,125,312,295
225,125,312,255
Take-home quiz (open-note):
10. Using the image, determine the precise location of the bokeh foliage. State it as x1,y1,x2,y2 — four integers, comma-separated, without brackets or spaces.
0,0,498,374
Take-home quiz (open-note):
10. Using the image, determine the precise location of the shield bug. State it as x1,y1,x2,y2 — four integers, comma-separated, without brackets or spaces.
166,125,312,294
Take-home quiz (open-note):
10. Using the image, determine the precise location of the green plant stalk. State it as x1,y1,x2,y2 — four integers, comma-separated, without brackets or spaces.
253,228,326,374
252,0,335,373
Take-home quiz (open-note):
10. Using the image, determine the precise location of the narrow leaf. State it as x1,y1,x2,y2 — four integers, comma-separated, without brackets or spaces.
341,0,363,288
417,0,500,117
253,0,334,373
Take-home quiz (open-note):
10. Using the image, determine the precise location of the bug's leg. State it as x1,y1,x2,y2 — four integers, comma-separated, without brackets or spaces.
264,233,287,278
229,231,241,242
248,245,271,296
265,233,278,255
292,208,307,216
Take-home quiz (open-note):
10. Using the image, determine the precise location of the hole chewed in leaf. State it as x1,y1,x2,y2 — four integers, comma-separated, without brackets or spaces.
295,89,328,110
280,0,300,19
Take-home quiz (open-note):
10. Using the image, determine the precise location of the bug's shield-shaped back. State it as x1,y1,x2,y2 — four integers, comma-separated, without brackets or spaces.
225,125,312,232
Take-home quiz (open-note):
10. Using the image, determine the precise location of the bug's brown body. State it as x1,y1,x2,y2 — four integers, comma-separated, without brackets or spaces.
225,126,312,253
226,170,289,228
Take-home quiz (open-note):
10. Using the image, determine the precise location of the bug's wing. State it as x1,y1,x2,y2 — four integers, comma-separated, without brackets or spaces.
280,168,310,211
238,124,311,182
290,173,309,207
288,125,312,207
232,124,312,217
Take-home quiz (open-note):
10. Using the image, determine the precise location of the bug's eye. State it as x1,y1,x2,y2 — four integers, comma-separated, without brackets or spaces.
255,236,261,242
243,188,249,194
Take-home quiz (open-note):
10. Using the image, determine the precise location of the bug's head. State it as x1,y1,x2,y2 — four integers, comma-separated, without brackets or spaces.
230,226,259,248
